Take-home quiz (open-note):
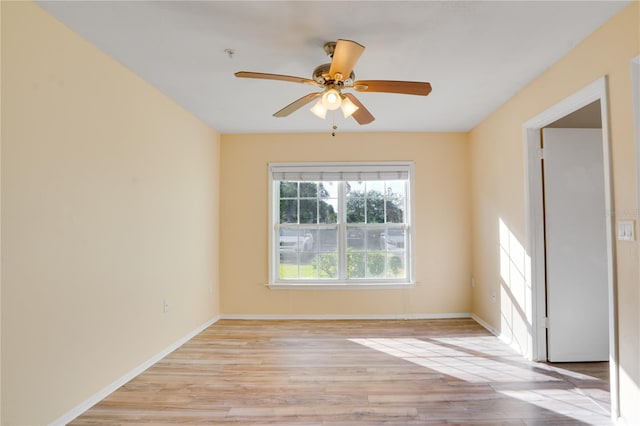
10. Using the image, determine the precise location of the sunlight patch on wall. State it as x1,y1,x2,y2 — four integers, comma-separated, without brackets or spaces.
498,218,532,356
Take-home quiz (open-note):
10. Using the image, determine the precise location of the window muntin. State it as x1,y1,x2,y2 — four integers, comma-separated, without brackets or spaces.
271,163,412,285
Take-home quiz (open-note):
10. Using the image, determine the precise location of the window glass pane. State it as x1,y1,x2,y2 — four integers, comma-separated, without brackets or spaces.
347,250,365,278
386,198,404,223
366,252,386,277
310,227,338,278
366,181,384,198
387,252,405,278
279,228,316,280
280,181,298,198
279,259,299,279
280,199,297,223
382,227,405,250
279,228,300,279
347,227,365,250
318,198,338,223
366,228,385,250
279,228,301,253
366,198,385,223
298,228,316,253
317,228,337,252
320,182,339,199
346,181,364,195
312,252,337,278
346,198,364,223
299,200,317,224
300,182,318,198
297,227,317,279
319,199,338,224
386,181,405,198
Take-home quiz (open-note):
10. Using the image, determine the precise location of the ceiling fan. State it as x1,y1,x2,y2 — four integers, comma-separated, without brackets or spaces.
235,39,432,125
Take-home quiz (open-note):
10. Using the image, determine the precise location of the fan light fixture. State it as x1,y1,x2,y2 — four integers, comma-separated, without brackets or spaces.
322,88,342,110
340,96,359,118
310,99,327,119
310,88,359,119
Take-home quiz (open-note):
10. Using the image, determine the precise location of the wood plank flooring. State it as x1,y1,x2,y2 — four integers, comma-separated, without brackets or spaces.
71,319,611,425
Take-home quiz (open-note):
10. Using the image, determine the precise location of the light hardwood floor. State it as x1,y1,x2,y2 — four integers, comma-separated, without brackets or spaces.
72,319,611,425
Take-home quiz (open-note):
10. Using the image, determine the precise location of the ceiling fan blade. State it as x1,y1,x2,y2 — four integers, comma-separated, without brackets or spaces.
353,80,432,96
235,71,322,87
273,92,322,117
344,93,375,125
328,39,365,82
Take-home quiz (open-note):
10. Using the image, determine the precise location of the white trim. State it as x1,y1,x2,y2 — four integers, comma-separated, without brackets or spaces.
49,315,221,426
471,314,499,336
220,313,472,321
522,78,606,129
269,161,415,285
471,313,528,354
522,76,619,420
633,56,640,224
268,165,276,286
407,163,416,283
629,55,640,426
523,127,547,362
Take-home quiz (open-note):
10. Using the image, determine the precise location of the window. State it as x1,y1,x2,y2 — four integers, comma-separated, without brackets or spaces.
270,162,414,287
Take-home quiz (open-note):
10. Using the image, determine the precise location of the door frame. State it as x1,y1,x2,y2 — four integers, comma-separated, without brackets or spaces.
522,76,618,419
632,56,640,231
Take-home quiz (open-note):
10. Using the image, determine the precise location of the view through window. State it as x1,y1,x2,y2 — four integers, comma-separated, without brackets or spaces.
271,163,413,285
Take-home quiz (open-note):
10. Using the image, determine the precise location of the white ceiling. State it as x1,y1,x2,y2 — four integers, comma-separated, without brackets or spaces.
36,1,631,134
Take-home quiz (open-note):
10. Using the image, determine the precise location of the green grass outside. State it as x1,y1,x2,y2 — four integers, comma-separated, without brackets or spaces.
279,258,405,280
280,263,331,279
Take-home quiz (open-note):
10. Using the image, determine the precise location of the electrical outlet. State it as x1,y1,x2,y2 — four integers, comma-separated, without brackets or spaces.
163,299,170,313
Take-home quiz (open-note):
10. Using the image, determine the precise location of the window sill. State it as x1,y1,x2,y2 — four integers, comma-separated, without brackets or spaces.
267,282,416,290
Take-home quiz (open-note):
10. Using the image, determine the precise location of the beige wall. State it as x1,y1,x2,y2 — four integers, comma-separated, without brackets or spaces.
220,132,471,316
0,2,3,424
1,1,637,424
1,3,220,425
469,3,639,423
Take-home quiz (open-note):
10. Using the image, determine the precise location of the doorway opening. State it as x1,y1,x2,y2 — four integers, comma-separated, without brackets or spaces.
543,103,608,363
522,77,618,419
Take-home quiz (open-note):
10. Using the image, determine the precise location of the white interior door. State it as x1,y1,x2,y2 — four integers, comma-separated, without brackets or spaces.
543,128,609,362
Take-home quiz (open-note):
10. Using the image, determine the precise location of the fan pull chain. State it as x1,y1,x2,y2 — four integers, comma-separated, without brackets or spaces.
331,110,337,137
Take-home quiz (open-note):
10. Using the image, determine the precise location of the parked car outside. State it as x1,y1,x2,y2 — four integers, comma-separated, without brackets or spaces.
279,228,314,253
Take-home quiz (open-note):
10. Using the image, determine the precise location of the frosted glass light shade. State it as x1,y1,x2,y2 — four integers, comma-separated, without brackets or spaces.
340,96,359,118
310,99,327,119
322,89,342,110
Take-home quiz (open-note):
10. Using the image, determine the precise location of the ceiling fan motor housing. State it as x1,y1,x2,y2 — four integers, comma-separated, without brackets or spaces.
312,63,355,86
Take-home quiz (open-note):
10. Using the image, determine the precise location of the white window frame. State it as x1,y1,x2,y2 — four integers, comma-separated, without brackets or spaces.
268,161,415,289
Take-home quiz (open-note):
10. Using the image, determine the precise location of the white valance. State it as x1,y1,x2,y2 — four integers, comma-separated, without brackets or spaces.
270,162,412,182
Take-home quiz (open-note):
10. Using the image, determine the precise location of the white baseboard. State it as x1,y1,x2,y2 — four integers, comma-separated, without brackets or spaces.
471,313,499,336
471,314,534,359
50,315,221,426
220,313,472,320
471,313,521,353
